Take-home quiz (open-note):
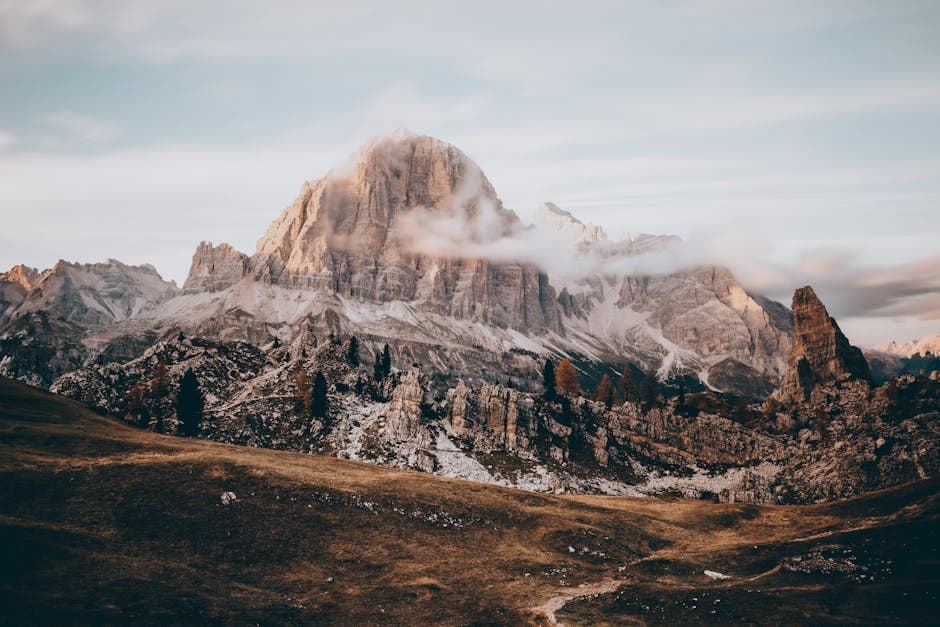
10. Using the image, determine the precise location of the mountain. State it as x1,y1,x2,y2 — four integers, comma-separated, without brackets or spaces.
136,133,790,396
1,132,936,505
876,334,940,358
183,133,561,333
0,264,39,327
534,203,792,396
4,259,179,326
0,260,179,386
49,280,938,504
537,201,607,243
776,286,870,405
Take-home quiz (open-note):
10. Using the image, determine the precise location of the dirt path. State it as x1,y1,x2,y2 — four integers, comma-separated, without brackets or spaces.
531,577,624,625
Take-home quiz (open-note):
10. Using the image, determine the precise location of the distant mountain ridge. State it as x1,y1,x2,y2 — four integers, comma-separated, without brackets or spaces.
876,334,940,358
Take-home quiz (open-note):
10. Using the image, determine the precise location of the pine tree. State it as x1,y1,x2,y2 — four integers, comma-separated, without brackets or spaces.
126,381,147,425
555,358,580,398
542,359,556,400
373,353,383,382
176,369,204,437
346,336,360,366
311,372,328,418
593,373,614,408
618,365,637,403
150,362,169,397
294,370,312,414
638,372,660,410
381,344,391,378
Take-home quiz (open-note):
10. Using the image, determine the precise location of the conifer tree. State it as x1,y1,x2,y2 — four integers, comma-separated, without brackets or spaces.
593,373,614,408
555,358,580,398
294,370,311,414
542,359,556,400
638,372,660,410
618,365,637,403
150,362,169,397
311,372,328,418
176,368,204,437
126,381,147,425
346,336,360,366
381,343,391,378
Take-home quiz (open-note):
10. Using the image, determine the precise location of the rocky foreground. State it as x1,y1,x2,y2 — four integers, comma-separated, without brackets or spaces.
40,285,939,505
1,378,937,624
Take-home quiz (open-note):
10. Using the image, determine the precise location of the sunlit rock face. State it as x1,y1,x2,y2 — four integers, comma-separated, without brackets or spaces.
0,265,40,327
183,242,249,293
776,285,870,404
8,259,178,326
249,133,562,334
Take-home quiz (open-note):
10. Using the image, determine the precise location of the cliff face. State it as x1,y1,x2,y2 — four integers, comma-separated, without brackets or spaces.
183,242,249,293
248,133,561,333
777,286,870,404
0,265,40,327
7,259,178,327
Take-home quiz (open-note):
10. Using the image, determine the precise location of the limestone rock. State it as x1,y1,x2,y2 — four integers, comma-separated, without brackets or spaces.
777,286,870,404
386,367,425,441
0,265,39,327
9,259,178,326
183,242,249,293
537,201,606,243
249,133,562,334
477,383,520,450
446,380,471,436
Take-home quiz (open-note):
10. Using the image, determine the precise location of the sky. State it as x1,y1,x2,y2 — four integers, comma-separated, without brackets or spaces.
0,0,938,346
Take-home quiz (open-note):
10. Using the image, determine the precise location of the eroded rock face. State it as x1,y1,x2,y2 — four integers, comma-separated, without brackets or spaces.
183,242,249,293
545,235,793,395
778,377,939,502
10,259,178,326
386,367,426,441
0,265,39,327
777,286,870,404
248,133,562,334
446,380,471,436
477,383,521,450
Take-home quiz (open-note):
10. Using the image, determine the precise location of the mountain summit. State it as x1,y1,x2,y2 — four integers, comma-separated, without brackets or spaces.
187,133,562,333
777,285,871,403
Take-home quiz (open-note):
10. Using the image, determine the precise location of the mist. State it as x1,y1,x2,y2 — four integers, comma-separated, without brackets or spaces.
392,173,940,333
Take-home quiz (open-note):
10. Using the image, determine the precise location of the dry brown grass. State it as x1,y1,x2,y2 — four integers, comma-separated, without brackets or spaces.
1,377,937,625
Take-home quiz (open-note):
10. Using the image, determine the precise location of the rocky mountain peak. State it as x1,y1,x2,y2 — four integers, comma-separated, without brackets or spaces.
2,265,40,291
241,132,562,333
876,334,940,358
536,201,607,243
183,241,249,293
776,285,870,404
11,258,179,326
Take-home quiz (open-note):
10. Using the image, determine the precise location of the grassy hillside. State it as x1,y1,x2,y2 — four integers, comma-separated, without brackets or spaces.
0,377,936,624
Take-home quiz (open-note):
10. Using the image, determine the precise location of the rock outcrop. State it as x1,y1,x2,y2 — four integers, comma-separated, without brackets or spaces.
386,367,426,441
183,242,249,293
0,264,39,327
537,202,606,243
777,286,870,404
554,263,793,394
248,133,562,334
9,259,179,326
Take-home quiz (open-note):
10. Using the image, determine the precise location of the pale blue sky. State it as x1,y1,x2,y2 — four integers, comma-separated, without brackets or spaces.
1,0,938,344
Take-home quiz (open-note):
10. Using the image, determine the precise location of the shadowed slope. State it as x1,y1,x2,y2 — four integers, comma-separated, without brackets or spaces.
0,377,936,624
